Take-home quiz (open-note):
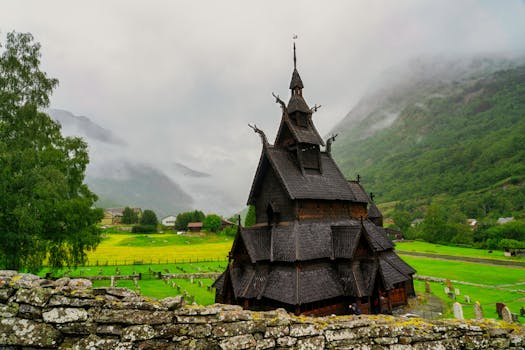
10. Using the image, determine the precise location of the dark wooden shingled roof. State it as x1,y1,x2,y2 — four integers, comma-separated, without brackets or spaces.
229,263,270,299
347,180,374,204
240,226,271,263
361,220,395,252
380,250,416,276
274,113,325,146
263,263,344,305
378,259,410,290
289,68,304,89
266,147,358,201
270,221,333,262
287,94,311,114
239,219,396,263
248,146,359,204
332,224,362,259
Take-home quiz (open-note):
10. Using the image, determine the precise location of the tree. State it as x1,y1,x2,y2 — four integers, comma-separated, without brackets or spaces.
140,209,158,226
121,207,138,224
175,210,205,230
391,210,412,232
0,32,102,272
244,205,256,227
203,214,222,232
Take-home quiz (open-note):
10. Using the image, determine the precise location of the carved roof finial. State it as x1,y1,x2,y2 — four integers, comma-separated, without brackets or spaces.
325,133,338,154
248,124,269,147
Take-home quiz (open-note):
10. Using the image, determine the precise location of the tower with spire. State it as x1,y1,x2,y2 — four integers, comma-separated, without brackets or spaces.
213,45,415,316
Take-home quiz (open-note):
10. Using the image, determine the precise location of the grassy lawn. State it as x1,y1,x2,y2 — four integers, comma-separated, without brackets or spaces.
395,240,525,262
82,232,233,265
40,261,227,278
400,255,525,286
92,277,217,305
414,280,525,323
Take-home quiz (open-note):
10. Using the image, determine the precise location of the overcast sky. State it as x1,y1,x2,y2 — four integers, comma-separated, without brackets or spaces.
2,1,525,214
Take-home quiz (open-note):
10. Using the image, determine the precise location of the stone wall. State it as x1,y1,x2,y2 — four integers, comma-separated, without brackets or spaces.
0,270,524,350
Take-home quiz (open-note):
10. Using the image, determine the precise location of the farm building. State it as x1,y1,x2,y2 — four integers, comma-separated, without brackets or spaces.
100,207,142,225
187,222,203,232
161,215,177,227
214,46,415,316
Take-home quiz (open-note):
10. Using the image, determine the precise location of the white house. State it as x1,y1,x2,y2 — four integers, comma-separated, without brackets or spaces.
161,215,177,227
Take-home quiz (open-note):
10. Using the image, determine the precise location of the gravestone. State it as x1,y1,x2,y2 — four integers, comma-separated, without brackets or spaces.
444,287,450,294
496,302,506,317
446,279,453,289
464,295,471,304
454,288,460,296
110,276,115,287
501,306,513,323
453,302,464,320
474,301,483,319
425,281,431,293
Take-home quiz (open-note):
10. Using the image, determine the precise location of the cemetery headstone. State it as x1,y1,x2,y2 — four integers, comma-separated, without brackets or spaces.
425,281,431,294
454,288,460,296
444,287,450,294
474,301,483,319
501,306,513,323
464,295,471,304
110,276,115,287
446,279,453,289
496,302,506,318
453,302,464,320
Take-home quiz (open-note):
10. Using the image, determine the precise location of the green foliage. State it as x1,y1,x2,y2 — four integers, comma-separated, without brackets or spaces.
219,225,238,237
244,205,256,227
475,220,525,248
175,210,205,230
0,32,102,272
498,238,525,249
131,224,157,233
420,200,471,244
333,65,525,221
391,210,412,232
203,214,222,233
140,209,158,226
121,207,138,224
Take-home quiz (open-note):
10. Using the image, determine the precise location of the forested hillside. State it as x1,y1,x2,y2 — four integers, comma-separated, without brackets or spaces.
331,59,525,220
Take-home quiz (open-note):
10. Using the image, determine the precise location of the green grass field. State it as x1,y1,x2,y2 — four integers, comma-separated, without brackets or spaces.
395,240,525,262
400,255,525,286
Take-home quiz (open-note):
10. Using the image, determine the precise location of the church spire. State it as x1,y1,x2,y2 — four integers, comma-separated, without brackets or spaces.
293,42,297,70
289,43,304,92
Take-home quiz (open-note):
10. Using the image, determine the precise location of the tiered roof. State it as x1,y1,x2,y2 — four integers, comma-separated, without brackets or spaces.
217,220,415,305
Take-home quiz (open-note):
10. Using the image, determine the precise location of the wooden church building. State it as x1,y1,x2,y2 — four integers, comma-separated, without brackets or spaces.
213,46,415,316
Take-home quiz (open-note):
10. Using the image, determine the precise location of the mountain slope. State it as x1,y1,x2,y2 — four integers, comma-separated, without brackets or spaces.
48,109,193,217
331,59,525,218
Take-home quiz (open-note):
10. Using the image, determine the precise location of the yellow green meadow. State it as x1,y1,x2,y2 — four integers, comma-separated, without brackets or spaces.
84,232,233,265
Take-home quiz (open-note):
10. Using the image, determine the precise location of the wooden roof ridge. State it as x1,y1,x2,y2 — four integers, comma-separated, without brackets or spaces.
346,180,374,204
361,220,395,251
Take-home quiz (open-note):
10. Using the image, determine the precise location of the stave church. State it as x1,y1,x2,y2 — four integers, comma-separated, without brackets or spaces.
213,45,415,316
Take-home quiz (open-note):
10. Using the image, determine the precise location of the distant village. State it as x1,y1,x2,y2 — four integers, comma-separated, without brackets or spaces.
100,206,236,233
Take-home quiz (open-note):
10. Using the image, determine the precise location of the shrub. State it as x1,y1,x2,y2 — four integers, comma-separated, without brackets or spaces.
132,224,157,233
